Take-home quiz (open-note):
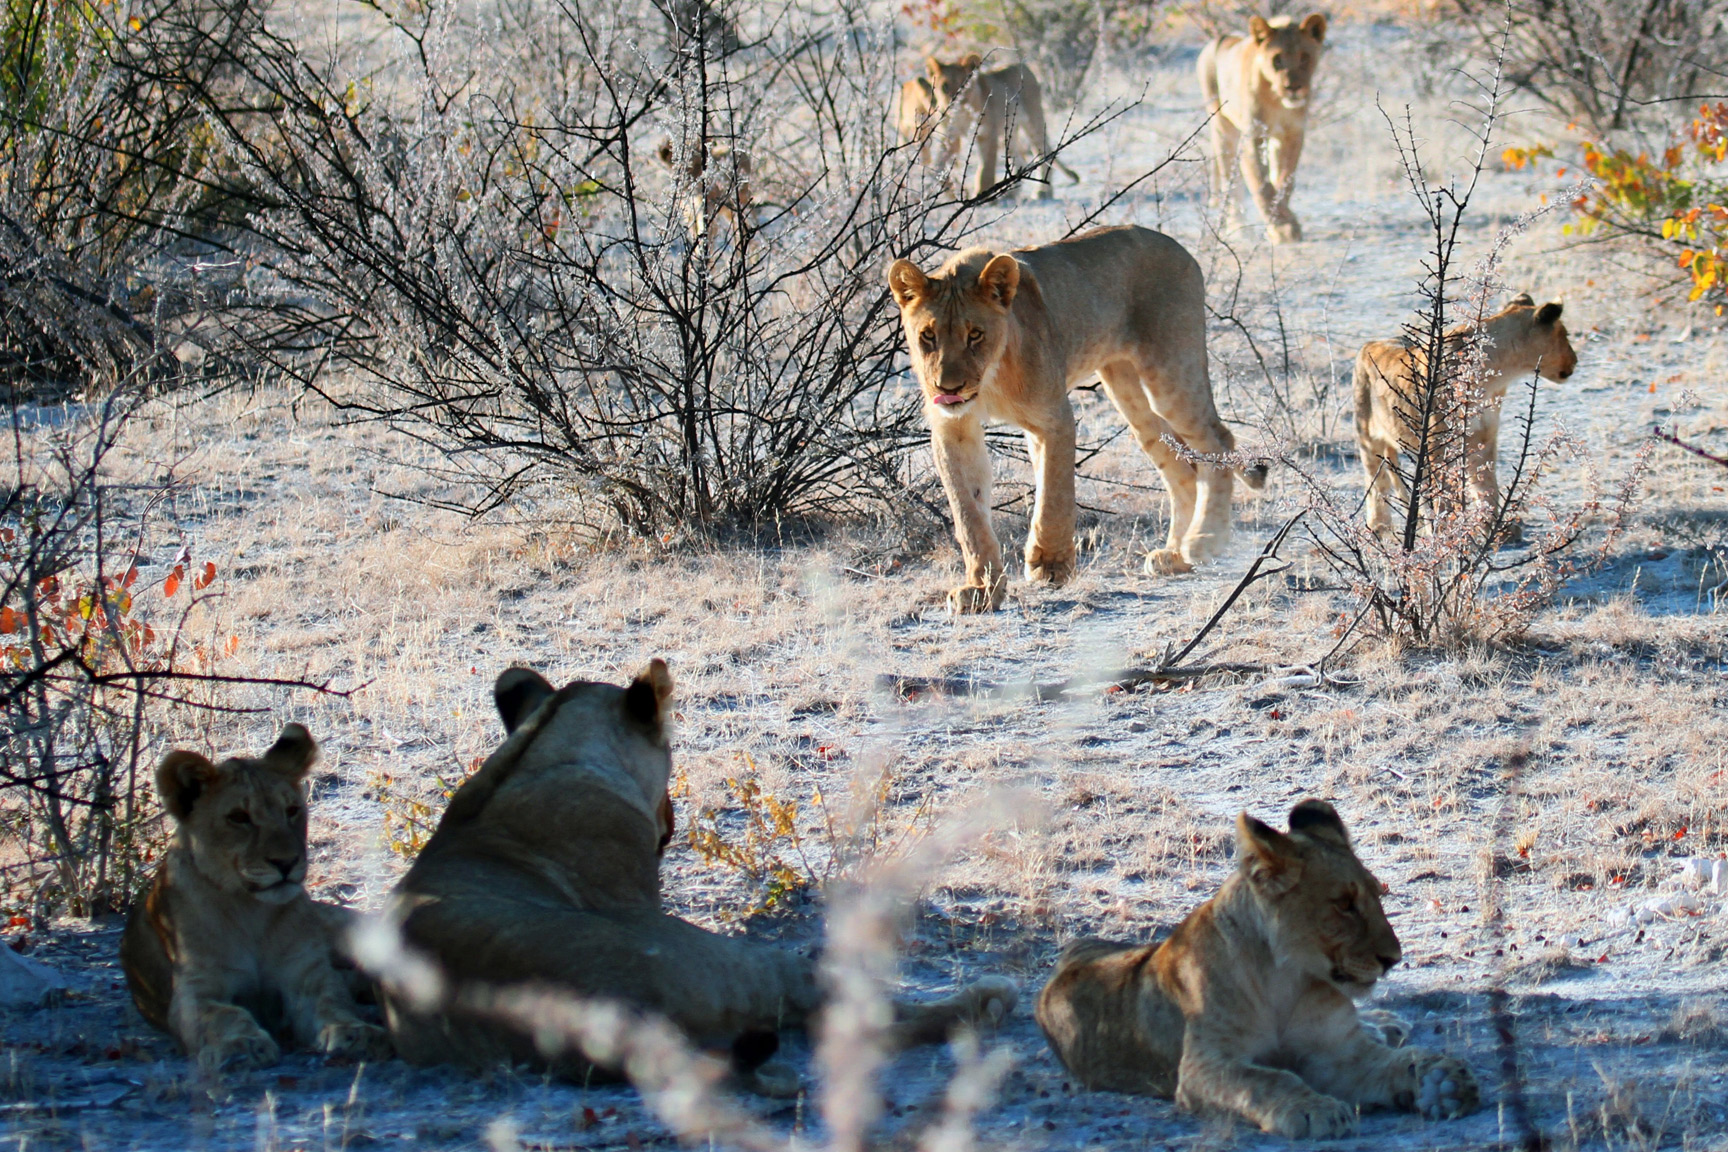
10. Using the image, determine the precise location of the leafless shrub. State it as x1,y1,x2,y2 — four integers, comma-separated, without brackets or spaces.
0,0,259,399
1445,0,1728,133
179,0,1112,537
1284,65,1648,647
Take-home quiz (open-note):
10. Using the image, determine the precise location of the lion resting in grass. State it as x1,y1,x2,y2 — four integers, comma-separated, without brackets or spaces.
121,725,390,1075
1198,14,1327,244
1036,800,1479,1138
923,54,1077,198
1355,293,1576,537
382,662,1016,1091
887,225,1265,612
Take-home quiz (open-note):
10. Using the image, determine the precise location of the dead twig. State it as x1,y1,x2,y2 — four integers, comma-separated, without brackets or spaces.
1654,423,1728,471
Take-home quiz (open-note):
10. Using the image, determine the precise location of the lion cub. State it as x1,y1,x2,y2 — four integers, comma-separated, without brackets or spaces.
1355,293,1576,536
1037,800,1479,1138
121,725,388,1074
923,54,1076,197
888,225,1262,612
1198,14,1327,243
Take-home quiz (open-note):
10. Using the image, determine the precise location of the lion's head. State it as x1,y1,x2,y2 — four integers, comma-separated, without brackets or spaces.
924,52,982,109
157,725,317,905
1491,294,1577,383
887,248,1021,413
1247,14,1326,109
1235,799,1400,996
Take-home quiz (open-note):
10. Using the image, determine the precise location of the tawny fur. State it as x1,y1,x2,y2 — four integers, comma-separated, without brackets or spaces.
897,75,938,164
656,137,752,241
383,662,1016,1088
887,225,1263,613
1354,294,1577,535
121,726,390,1075
1197,14,1327,244
923,54,1077,198
1036,800,1481,1139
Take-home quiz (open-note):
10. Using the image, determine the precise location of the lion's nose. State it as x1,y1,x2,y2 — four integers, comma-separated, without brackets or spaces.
1377,953,1400,974
268,855,300,879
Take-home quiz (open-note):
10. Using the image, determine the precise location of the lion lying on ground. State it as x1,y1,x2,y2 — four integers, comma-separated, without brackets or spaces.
923,54,1077,198
1198,14,1327,244
887,225,1265,612
121,725,389,1074
1355,293,1576,537
1035,800,1479,1138
381,662,1016,1091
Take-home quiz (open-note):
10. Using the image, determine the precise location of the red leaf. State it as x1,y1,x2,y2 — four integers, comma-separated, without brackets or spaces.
163,566,183,597
193,560,217,590
5,915,28,928
121,565,139,588
0,607,15,635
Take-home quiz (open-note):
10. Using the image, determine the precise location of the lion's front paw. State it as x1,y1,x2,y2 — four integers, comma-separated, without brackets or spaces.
1414,1054,1479,1120
317,1019,392,1062
1265,1092,1356,1139
947,584,1003,613
1144,548,1193,576
1359,1008,1412,1048
1268,217,1302,245
197,1027,280,1075
957,975,1019,1027
1025,553,1076,586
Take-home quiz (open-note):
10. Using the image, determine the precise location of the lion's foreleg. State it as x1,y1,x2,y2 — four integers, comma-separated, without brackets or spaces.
279,940,391,1061
170,978,280,1074
1023,407,1077,585
1176,1040,1357,1139
1239,127,1296,243
971,99,1000,198
932,417,1006,611
1296,1029,1482,1121
1270,125,1306,232
1208,116,1241,217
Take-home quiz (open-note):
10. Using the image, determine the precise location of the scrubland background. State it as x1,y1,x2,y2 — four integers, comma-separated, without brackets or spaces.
2,0,1727,1148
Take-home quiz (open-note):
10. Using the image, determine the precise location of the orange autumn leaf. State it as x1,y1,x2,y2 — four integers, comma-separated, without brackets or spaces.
193,561,216,591
163,565,183,597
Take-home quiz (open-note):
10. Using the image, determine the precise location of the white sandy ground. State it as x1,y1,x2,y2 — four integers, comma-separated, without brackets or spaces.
5,11,1728,1152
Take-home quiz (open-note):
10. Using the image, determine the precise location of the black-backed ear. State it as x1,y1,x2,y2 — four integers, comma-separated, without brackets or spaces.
156,750,224,822
1249,15,1273,42
1287,798,1349,847
623,657,674,732
1299,12,1326,42
888,259,929,308
657,140,676,167
1535,301,1563,325
260,723,318,783
960,51,982,71
978,253,1020,310
1510,291,1535,307
495,667,557,734
1236,812,1303,895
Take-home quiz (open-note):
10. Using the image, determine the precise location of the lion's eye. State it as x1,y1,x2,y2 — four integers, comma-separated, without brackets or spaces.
1337,892,1358,914
919,328,936,349
285,805,302,820
966,328,983,345
1272,53,1284,68
227,809,253,826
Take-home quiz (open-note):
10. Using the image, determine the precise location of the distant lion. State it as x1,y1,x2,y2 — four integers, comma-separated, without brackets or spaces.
888,225,1265,612
657,137,753,241
1036,800,1480,1138
121,725,389,1075
924,54,1078,198
1198,14,1327,243
1355,293,1577,537
382,662,1017,1091
897,75,939,164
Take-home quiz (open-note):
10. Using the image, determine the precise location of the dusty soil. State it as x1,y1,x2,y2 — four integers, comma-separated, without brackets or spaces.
4,10,1727,1152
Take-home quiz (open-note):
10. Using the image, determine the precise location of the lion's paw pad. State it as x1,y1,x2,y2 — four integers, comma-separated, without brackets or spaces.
947,585,1001,614
1270,1094,1356,1139
1415,1057,1479,1119
1143,549,1192,576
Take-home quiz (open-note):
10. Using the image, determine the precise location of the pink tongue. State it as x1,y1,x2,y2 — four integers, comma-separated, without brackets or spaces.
933,394,965,405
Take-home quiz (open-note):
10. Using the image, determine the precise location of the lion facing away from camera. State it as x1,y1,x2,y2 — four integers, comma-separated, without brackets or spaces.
1199,14,1327,243
121,725,390,1075
923,54,1077,197
1036,800,1480,1139
381,662,1016,1092
888,225,1265,613
1355,293,1577,537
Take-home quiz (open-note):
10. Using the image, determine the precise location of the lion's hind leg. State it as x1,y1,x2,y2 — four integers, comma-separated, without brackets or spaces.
1098,362,1195,575
1035,937,1180,1096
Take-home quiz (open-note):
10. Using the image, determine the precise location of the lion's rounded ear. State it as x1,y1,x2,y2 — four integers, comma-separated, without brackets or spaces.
1288,798,1349,847
888,258,929,308
960,52,982,70
978,253,1020,310
156,750,223,821
261,723,318,782
1236,811,1302,894
1249,15,1273,42
1299,12,1326,42
495,667,557,734
1510,291,1535,307
1535,301,1563,326
624,658,674,732
924,55,943,80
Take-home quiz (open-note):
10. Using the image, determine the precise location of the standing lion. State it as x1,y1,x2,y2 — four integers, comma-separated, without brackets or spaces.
1198,14,1327,244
